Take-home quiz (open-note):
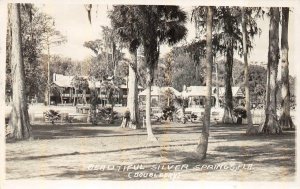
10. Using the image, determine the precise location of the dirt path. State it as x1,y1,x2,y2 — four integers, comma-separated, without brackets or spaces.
6,122,295,181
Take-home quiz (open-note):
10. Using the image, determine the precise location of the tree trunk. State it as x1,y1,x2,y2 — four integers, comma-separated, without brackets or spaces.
73,89,77,106
8,4,32,140
279,8,294,129
261,7,282,134
59,89,63,104
196,6,213,160
82,89,87,105
121,51,139,129
44,37,51,106
145,66,157,141
44,86,49,105
242,8,255,134
110,94,114,124
89,87,98,125
222,40,234,124
215,60,220,108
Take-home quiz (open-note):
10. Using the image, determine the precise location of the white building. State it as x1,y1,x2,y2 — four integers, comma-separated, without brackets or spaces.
138,86,181,107
182,85,244,108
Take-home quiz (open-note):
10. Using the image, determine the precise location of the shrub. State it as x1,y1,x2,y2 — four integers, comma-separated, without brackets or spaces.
44,110,61,124
161,105,175,121
94,107,119,124
233,107,247,119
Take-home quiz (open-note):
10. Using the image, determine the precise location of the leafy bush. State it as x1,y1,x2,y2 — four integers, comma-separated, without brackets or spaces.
233,107,247,119
94,107,119,124
44,110,61,124
161,105,175,121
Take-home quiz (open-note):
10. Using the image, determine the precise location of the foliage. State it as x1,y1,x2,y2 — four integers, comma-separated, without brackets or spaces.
233,106,247,119
83,26,126,82
71,76,89,92
49,55,76,75
70,76,89,105
83,39,103,56
161,106,175,121
6,5,66,102
100,80,120,104
44,110,61,125
94,107,119,124
191,6,262,58
169,47,206,90
109,5,187,68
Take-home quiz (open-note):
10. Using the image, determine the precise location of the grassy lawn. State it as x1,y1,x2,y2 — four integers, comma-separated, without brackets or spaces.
6,122,295,181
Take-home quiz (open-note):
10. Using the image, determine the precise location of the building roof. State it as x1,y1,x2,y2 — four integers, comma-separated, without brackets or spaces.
182,86,244,98
119,84,144,89
139,86,181,96
53,74,74,88
218,87,244,97
52,73,127,89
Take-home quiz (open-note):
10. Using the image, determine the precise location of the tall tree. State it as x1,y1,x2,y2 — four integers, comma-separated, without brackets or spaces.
192,7,239,124
109,6,143,129
110,6,187,140
120,51,140,129
8,4,32,140
84,39,103,56
192,7,261,124
279,7,294,129
70,76,86,106
43,23,66,106
6,5,65,103
196,6,214,160
241,7,254,134
260,8,282,134
220,7,238,124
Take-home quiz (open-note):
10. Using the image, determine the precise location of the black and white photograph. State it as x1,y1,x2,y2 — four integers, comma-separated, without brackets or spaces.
1,0,300,188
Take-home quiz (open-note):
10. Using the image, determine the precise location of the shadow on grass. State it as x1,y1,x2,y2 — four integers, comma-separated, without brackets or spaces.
16,162,170,180
7,142,198,162
6,121,296,180
212,130,295,142
28,124,149,140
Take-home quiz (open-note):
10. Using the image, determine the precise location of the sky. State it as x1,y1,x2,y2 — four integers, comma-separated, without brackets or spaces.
39,4,295,75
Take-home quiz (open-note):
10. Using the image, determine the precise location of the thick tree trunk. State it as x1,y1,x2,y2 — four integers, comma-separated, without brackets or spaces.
196,6,213,160
242,8,255,134
261,8,282,134
145,66,157,141
222,40,234,124
259,50,271,132
8,4,32,140
121,51,139,129
279,8,294,129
